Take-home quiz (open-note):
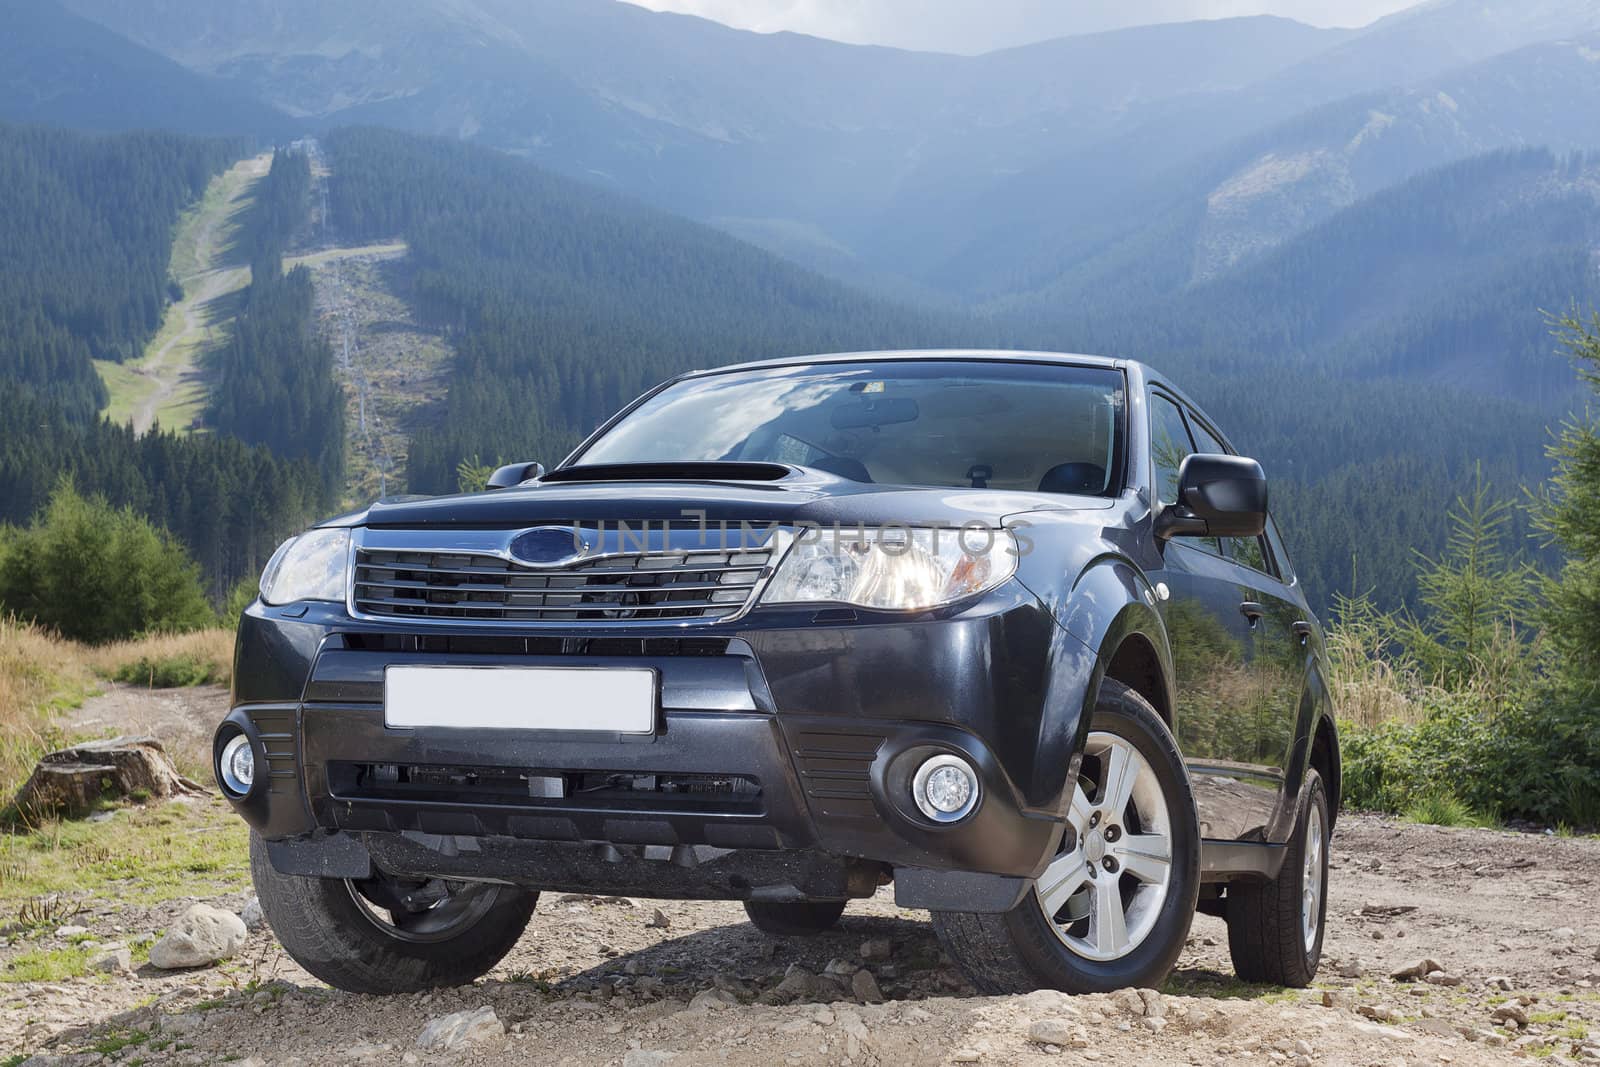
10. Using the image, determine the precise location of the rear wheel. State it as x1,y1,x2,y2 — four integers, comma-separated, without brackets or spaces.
1226,771,1329,987
932,680,1200,993
249,833,536,994
743,899,847,936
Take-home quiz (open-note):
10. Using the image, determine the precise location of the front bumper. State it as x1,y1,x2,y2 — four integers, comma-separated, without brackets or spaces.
221,581,1093,907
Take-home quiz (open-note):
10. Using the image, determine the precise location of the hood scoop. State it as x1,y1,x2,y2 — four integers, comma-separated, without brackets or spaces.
540,462,796,484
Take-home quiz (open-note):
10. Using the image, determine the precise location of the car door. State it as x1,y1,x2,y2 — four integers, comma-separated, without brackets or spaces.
1144,390,1279,841
1181,412,1302,840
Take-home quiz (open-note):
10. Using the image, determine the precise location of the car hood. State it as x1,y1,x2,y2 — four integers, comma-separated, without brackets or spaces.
329,464,1113,531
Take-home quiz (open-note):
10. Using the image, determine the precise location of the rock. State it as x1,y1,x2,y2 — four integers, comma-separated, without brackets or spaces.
622,1053,678,1067
416,1006,505,1050
646,908,670,929
1424,970,1462,986
1351,1021,1414,1042
685,988,739,1011
712,973,755,998
1137,988,1166,1018
1390,958,1442,982
1321,990,1352,1009
1554,927,1577,940
240,897,265,931
87,945,133,974
160,1012,203,1035
860,937,893,961
951,1050,982,1063
1294,1040,1313,1057
12,736,204,818
1029,1018,1077,1045
1484,976,1514,991
1491,1004,1529,1028
1141,1016,1168,1033
54,924,88,939
149,904,247,969
1109,988,1146,1016
763,964,830,1005
1358,1004,1398,1023
823,957,858,977
1337,959,1363,978
851,968,884,1004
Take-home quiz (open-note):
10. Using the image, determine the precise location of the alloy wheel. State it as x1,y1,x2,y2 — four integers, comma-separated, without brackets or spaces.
1301,802,1324,951
1036,731,1173,961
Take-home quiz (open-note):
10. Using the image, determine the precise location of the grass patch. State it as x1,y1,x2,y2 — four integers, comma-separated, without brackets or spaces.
0,617,99,798
1401,792,1495,828
1162,969,1281,1000
90,1028,152,1055
83,629,233,689
2,944,91,982
0,795,248,906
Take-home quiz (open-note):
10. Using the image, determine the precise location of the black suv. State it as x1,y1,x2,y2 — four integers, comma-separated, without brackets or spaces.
219,352,1338,996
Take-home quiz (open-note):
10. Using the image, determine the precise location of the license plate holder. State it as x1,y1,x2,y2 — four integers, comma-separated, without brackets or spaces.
382,665,657,734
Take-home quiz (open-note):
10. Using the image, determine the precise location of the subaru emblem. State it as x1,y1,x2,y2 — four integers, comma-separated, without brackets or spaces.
508,526,590,567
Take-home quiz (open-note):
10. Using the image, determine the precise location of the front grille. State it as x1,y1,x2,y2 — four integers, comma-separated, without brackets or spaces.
352,545,773,623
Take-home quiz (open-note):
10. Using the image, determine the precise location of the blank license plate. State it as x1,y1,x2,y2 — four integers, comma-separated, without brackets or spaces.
383,666,656,733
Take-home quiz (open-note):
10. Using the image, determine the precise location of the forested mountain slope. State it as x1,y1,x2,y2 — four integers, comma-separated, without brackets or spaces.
0,126,333,597
319,127,971,492
0,0,288,137
0,123,237,420
1017,149,1600,411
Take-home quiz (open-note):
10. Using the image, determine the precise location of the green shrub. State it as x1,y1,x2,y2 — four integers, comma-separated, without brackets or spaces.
1341,688,1599,826
0,482,214,644
1402,792,1491,828
110,653,221,689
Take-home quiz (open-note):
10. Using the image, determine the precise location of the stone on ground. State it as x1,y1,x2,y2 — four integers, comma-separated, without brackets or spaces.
148,904,247,969
416,1006,505,1050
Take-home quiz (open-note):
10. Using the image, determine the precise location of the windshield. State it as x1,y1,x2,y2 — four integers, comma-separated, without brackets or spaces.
572,360,1126,495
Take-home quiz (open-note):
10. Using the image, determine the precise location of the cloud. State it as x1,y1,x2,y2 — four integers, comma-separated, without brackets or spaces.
622,0,1424,53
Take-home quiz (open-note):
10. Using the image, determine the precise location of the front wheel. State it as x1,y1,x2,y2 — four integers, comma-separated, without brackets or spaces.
249,833,537,994
932,679,1200,993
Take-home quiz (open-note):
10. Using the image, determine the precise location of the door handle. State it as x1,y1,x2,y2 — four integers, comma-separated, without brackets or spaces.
1292,620,1313,645
1239,601,1264,627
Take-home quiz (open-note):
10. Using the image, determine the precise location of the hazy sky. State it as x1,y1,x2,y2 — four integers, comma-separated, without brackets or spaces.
622,0,1426,53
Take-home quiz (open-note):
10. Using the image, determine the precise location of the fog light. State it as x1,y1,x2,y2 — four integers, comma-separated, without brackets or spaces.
219,733,255,796
912,754,979,822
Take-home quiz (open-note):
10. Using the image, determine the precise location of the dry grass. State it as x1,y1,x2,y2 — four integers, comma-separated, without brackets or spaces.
0,621,234,799
79,629,234,689
0,617,97,799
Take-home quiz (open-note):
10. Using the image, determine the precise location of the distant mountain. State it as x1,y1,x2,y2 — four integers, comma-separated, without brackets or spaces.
961,34,1600,308
56,0,1348,249
1260,0,1600,110
0,0,289,137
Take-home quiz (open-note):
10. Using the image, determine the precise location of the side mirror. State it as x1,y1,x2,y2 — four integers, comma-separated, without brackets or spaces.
1155,454,1267,540
486,461,545,490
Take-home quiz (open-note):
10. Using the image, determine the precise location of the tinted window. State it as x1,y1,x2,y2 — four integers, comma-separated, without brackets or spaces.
1150,393,1223,554
577,361,1126,494
1150,394,1192,506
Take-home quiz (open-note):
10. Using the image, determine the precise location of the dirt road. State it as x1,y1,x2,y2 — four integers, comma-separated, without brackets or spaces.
3,686,1596,1065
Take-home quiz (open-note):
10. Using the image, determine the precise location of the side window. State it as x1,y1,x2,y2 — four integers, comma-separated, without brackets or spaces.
1149,393,1222,555
1187,411,1276,578
1149,394,1192,506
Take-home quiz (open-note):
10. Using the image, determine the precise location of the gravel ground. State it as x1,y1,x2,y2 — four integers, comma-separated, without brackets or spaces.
2,688,1596,1065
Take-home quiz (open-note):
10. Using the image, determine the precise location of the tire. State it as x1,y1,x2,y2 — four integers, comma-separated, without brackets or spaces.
743,899,847,936
249,833,537,994
1226,770,1329,987
932,679,1200,994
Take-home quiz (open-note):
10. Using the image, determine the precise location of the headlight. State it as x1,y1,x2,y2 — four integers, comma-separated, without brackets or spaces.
762,526,1017,611
259,528,350,606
